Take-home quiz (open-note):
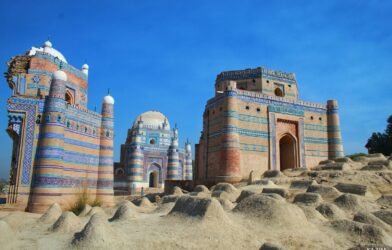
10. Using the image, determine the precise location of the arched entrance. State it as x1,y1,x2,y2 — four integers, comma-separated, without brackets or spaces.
279,134,297,171
149,171,158,187
147,162,161,188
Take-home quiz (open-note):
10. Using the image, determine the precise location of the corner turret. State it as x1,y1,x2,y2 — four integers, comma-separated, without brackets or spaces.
327,100,344,159
167,125,181,180
96,93,115,205
184,139,193,180
29,70,67,213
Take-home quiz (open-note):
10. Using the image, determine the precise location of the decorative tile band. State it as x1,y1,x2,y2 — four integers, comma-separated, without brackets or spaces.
268,105,304,116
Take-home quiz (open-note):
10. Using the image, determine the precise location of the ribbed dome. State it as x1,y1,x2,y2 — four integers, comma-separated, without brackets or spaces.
133,111,170,130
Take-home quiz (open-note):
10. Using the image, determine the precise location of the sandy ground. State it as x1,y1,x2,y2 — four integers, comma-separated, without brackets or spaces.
0,154,391,250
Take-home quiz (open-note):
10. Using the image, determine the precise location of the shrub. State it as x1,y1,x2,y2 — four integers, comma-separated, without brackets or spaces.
69,187,102,216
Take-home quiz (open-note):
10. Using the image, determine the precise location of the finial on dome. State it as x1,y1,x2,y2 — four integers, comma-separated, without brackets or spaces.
44,40,52,48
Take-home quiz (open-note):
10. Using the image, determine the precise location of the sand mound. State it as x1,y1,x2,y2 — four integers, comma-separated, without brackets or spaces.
210,183,240,202
289,180,317,189
367,153,387,161
168,196,229,221
316,203,347,220
155,201,176,214
211,182,238,193
236,190,257,203
348,244,392,250
296,204,328,224
335,157,354,163
233,194,308,228
334,194,362,211
377,195,392,207
331,220,387,244
320,159,335,165
306,185,341,200
262,188,288,198
259,242,283,250
51,211,81,232
189,191,211,198
39,203,62,224
72,214,113,248
0,220,14,246
194,185,210,193
253,179,275,185
373,210,392,225
78,204,92,217
293,193,322,206
353,212,391,231
1,211,27,230
109,201,138,221
216,198,235,211
86,206,106,217
139,197,155,208
161,195,180,204
335,182,367,196
171,186,184,196
263,170,283,178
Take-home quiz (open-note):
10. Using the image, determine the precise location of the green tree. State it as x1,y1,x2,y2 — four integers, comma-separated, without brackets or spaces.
366,115,392,155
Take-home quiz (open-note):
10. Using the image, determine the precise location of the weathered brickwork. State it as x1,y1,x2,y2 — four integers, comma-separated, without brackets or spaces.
5,41,114,212
196,67,344,184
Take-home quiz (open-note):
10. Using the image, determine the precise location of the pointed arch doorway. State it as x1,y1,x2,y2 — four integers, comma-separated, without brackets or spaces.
148,163,161,188
279,134,298,171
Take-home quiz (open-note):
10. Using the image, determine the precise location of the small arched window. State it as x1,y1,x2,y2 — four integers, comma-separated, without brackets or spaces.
57,115,61,122
106,129,110,137
67,121,70,128
65,90,74,105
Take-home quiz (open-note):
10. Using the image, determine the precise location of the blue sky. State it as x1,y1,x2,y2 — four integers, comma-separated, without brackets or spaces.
0,0,391,178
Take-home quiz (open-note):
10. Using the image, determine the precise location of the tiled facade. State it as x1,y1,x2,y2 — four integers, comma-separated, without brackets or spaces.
5,41,114,213
114,111,192,190
195,67,344,184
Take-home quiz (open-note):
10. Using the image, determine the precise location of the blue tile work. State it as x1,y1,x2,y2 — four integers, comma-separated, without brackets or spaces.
268,105,305,117
269,112,276,170
216,67,296,85
299,118,306,168
8,100,37,185
208,125,269,139
207,90,327,114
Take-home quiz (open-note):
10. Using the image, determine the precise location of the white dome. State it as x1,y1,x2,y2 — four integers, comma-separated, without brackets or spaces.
133,111,170,130
82,64,89,70
103,95,115,104
28,40,67,63
53,70,67,81
44,40,52,48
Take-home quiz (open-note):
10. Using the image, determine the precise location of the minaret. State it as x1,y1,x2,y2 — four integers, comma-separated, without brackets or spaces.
29,70,67,213
81,64,89,76
167,125,180,180
184,139,193,180
327,100,344,159
96,93,115,206
127,118,144,189
219,81,242,182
